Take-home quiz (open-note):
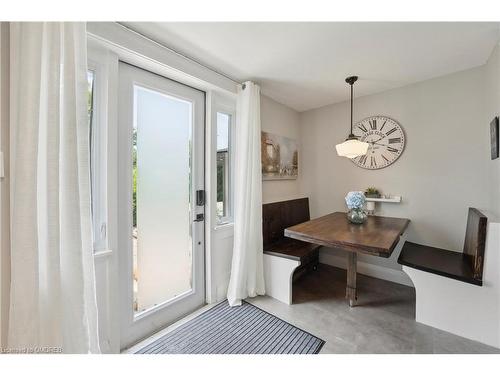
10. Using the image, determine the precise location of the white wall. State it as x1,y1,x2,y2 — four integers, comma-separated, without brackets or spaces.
299,65,495,272
0,22,9,348
261,95,303,204
485,43,500,218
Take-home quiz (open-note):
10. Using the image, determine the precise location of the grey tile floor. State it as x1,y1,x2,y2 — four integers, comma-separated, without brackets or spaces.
248,264,499,354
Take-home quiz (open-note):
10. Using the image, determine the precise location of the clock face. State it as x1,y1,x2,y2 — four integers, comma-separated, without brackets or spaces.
351,116,405,169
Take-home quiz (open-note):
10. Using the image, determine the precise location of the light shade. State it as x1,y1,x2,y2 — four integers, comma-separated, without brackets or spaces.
335,138,369,159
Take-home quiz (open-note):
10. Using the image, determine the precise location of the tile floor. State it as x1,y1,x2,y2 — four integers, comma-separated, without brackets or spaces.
248,264,499,354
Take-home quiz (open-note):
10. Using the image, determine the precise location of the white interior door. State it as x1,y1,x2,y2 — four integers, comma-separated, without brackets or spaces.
118,62,205,349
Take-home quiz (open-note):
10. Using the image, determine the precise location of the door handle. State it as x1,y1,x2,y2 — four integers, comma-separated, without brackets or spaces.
194,213,204,222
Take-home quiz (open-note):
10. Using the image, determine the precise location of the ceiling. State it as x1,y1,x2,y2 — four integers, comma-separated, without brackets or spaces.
123,22,500,112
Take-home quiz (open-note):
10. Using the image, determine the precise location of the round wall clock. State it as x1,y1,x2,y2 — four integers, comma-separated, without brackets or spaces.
351,116,405,169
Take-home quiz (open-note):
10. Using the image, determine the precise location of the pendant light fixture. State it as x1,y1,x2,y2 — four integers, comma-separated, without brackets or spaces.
335,76,369,158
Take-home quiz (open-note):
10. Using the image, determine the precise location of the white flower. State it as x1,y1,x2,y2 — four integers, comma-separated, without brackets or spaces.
345,191,366,210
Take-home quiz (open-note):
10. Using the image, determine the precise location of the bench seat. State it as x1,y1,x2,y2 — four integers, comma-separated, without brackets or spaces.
262,198,318,304
398,207,487,287
398,241,480,286
264,238,320,262
397,208,500,348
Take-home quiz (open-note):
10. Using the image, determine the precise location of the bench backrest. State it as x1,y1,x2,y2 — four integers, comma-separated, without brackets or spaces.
263,198,311,250
463,207,488,281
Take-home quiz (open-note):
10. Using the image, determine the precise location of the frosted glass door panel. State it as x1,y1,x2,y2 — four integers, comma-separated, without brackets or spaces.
134,86,192,314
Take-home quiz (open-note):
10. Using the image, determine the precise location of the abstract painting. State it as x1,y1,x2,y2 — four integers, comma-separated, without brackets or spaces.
261,131,298,180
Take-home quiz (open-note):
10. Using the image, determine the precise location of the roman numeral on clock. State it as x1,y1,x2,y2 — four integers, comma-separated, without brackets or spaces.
358,124,367,133
388,137,401,144
358,154,367,165
387,146,399,153
385,127,397,136
382,154,390,163
370,119,377,130
380,120,387,131
370,156,377,167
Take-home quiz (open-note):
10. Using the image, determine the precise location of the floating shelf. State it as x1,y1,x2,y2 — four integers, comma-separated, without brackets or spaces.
366,196,402,203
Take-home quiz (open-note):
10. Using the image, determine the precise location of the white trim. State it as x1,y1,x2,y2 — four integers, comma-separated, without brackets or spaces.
93,249,113,259
213,222,234,236
205,91,236,304
319,250,414,287
213,98,236,226
86,22,237,96
87,56,108,253
0,21,9,349
87,41,121,353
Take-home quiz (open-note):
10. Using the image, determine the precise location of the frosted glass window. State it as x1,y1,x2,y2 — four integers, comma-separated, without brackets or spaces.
133,85,193,314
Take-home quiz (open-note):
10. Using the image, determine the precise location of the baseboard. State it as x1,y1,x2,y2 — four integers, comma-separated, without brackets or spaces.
319,252,414,287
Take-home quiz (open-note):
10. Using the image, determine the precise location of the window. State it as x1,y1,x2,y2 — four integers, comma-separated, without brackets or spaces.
87,65,106,252
216,112,232,223
87,70,98,247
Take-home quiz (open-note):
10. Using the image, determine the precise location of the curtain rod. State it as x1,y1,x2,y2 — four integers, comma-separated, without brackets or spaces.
116,22,245,88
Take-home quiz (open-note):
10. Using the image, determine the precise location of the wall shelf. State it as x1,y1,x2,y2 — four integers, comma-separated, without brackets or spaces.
366,196,402,203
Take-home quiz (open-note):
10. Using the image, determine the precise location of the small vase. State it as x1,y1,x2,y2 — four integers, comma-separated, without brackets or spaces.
347,208,367,224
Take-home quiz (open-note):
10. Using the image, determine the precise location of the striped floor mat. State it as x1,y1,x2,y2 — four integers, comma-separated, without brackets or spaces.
136,301,325,354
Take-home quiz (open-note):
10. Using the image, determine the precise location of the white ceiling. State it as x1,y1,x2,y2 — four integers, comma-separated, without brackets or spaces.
123,22,500,112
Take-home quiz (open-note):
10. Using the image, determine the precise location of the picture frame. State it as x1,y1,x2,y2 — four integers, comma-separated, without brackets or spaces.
491,116,499,160
261,131,298,180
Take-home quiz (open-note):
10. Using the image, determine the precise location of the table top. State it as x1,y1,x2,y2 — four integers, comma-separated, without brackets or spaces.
284,212,410,258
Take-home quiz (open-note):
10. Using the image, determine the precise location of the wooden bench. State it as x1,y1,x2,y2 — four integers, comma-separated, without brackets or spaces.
397,208,500,347
398,207,487,285
262,198,320,304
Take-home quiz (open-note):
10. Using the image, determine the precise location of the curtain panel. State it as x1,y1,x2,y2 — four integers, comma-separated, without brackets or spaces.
227,81,265,306
8,22,100,353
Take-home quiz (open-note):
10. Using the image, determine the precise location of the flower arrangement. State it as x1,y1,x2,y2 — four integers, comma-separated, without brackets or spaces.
365,187,381,198
345,191,366,210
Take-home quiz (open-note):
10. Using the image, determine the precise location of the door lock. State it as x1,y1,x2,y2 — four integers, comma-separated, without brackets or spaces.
196,190,205,206
194,213,204,222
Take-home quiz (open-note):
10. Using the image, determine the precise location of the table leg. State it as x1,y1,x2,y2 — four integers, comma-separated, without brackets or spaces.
346,252,357,307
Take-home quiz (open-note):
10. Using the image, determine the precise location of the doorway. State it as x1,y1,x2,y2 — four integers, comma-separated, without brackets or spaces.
118,62,206,349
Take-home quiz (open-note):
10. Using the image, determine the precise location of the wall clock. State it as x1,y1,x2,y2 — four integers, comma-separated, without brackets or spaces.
351,116,405,169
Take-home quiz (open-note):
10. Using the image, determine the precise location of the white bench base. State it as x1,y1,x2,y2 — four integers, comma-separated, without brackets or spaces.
263,253,300,305
402,221,500,349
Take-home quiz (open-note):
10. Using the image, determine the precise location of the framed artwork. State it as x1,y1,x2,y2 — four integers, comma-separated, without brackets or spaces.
491,117,499,160
261,131,298,180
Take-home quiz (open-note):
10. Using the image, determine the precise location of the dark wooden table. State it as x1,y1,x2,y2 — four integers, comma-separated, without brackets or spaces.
285,212,410,306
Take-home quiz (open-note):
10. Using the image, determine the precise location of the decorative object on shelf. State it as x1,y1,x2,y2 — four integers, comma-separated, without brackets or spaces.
345,191,367,224
364,187,381,198
261,131,298,180
335,76,369,159
365,187,381,214
351,115,406,169
490,116,499,160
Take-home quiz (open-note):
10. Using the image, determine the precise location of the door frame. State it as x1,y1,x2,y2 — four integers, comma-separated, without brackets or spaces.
87,28,238,352
117,61,206,349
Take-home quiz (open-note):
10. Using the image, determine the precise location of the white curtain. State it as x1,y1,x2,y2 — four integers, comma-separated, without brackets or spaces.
8,22,100,353
227,81,265,306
